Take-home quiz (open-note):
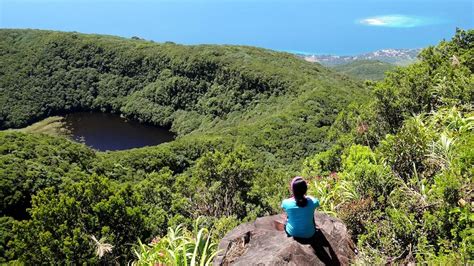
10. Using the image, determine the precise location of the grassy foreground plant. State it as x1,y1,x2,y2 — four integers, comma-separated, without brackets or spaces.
131,217,219,266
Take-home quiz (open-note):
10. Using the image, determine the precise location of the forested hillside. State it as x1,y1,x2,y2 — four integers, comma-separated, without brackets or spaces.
332,60,396,80
0,29,366,163
0,29,366,264
0,29,472,264
0,29,362,130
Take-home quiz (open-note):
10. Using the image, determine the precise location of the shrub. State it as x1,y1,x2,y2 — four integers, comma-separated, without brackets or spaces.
131,217,218,266
341,145,395,199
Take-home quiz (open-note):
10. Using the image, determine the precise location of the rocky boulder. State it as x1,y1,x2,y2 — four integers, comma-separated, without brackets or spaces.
213,212,357,266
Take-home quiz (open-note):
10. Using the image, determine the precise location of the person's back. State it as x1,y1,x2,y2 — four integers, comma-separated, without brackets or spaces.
281,177,320,238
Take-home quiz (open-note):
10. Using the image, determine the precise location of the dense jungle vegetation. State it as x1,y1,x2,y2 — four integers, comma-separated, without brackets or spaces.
332,59,396,80
0,28,472,264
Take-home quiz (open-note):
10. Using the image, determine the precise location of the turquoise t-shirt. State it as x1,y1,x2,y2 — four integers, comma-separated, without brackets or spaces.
281,196,320,238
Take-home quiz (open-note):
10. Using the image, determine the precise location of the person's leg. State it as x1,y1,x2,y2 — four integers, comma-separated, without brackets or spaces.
309,230,340,266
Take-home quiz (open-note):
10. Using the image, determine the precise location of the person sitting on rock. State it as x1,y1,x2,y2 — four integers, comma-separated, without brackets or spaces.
281,176,320,239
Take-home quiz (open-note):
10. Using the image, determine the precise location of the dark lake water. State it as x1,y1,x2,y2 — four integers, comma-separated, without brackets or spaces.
64,112,174,151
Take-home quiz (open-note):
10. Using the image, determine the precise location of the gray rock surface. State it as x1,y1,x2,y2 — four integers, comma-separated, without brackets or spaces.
214,213,357,266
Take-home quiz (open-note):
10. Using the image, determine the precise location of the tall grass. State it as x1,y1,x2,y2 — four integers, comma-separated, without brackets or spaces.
130,217,219,266
308,175,360,216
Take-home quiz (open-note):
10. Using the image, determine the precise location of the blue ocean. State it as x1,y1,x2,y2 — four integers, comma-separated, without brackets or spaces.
1,0,472,55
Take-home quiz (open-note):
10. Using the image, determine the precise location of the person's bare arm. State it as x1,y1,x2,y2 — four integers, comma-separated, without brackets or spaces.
274,209,287,231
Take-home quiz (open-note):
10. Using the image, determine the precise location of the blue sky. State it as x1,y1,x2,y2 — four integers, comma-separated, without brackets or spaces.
1,0,472,55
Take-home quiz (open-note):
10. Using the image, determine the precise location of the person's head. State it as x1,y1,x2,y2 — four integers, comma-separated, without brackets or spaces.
290,176,308,207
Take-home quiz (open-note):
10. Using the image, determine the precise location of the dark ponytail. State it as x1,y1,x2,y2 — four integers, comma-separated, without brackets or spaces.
292,177,308,207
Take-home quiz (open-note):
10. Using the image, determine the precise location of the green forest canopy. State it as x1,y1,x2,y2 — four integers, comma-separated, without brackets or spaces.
332,59,397,81
0,28,472,264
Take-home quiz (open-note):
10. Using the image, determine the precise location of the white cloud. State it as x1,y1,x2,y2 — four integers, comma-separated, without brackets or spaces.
358,15,442,28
